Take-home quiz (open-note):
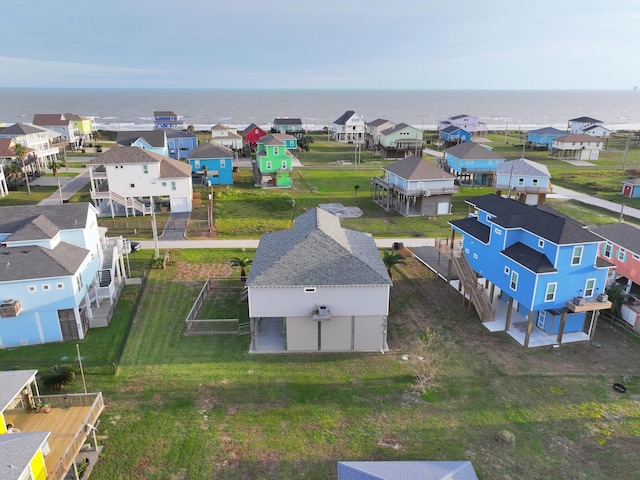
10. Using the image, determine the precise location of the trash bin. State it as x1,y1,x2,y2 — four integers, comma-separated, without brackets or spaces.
393,242,404,251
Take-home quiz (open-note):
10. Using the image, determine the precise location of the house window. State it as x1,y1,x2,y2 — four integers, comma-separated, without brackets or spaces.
571,246,583,265
274,147,279,155
57,283,64,290
42,284,50,291
171,182,176,191
304,287,316,293
510,270,519,291
28,285,36,293
603,242,613,258
618,248,627,262
532,178,539,186
266,161,272,170
473,253,478,259
545,283,557,302
634,253,640,260
220,159,226,168
504,266,510,275
494,228,502,235
538,239,544,248
162,182,167,187
282,160,287,169
584,278,596,297
518,178,525,186
537,311,547,329
76,275,83,291
194,160,200,168
143,165,148,174
130,183,135,188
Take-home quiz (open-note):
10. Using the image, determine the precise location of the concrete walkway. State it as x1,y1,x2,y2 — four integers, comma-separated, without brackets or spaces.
37,168,91,205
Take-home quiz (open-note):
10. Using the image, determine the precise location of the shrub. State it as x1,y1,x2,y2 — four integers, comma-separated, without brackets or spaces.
41,364,76,391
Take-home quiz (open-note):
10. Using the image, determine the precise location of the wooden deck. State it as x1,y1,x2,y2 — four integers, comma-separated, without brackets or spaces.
4,393,103,480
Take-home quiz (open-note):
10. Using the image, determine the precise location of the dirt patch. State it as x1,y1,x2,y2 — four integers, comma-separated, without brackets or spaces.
170,260,234,282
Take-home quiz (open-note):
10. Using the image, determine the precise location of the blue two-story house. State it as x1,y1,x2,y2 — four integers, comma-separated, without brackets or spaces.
165,129,198,160
444,142,504,186
153,110,185,130
439,125,471,145
187,140,234,186
117,130,169,157
0,203,128,348
527,127,566,150
449,194,613,347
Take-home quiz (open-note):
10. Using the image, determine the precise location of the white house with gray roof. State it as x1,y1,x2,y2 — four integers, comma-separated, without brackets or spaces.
0,203,130,348
246,208,392,352
0,123,61,169
88,145,193,216
331,111,365,143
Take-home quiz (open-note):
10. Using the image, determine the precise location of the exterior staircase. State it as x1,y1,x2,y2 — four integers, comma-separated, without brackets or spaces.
452,254,495,322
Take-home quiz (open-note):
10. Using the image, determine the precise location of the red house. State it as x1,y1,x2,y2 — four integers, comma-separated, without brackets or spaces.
242,123,267,151
592,223,640,293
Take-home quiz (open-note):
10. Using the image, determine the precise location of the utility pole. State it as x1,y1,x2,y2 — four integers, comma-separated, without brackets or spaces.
622,136,630,170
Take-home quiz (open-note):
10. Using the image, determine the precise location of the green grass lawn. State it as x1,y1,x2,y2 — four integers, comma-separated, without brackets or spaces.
2,252,639,479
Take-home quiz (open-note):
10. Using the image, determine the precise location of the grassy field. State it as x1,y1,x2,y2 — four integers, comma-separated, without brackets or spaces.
2,251,639,479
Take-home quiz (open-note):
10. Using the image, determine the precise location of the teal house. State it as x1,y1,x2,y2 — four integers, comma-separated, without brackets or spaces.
187,140,234,186
252,134,293,188
527,127,566,150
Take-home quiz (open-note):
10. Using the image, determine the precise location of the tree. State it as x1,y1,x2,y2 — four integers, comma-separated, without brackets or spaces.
606,282,627,318
408,328,446,394
354,184,360,195
41,364,76,391
382,250,406,280
12,143,30,194
187,124,195,134
298,134,315,152
47,160,62,175
231,257,253,281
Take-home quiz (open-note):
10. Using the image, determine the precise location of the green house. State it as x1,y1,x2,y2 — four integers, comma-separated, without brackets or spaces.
252,134,293,188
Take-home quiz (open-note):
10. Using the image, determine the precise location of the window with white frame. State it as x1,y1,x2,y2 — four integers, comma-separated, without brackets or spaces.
28,285,36,293
42,284,50,291
584,278,596,297
618,248,627,262
274,147,279,155
494,228,502,235
143,165,148,174
304,287,316,293
171,182,176,191
532,178,539,186
518,178,524,186
538,239,544,248
221,159,226,168
571,246,583,265
266,161,272,170
76,275,83,292
194,160,200,168
510,270,519,290
603,242,613,258
281,160,287,169
130,183,135,188
504,266,510,274
545,282,557,302
57,283,64,290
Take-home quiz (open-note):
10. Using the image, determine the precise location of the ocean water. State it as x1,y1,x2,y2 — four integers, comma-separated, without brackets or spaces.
1,88,639,132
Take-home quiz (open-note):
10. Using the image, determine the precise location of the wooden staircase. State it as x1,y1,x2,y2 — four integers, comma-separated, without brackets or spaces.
452,254,495,322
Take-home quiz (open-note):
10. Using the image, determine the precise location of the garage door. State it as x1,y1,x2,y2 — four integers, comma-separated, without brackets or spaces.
171,197,189,212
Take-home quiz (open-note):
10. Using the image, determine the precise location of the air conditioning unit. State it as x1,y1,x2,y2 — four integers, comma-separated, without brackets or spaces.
312,305,331,321
0,299,22,318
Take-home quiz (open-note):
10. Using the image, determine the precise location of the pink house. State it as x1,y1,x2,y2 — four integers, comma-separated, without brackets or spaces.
592,223,640,293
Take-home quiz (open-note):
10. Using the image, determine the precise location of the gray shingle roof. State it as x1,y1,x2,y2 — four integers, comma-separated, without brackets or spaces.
444,142,504,161
496,158,550,177
154,111,178,117
367,118,392,127
528,126,566,135
334,111,356,125
273,118,302,126
163,129,196,139
32,113,70,126
380,122,420,136
0,123,47,135
0,370,37,411
569,116,602,123
0,242,89,282
591,223,640,253
188,141,233,159
441,125,468,134
89,145,190,178
0,204,92,242
116,130,167,148
384,156,454,181
623,178,640,186
247,208,391,287
503,242,557,273
257,134,285,147
466,194,602,244
0,432,51,480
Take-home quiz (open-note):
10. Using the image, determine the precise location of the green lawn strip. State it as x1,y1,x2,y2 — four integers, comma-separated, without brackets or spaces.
0,187,59,206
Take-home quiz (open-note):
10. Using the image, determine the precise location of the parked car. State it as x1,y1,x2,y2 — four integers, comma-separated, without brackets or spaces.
130,241,141,252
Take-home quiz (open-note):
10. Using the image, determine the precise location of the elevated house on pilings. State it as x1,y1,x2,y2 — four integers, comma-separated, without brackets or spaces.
371,155,457,217
448,194,614,348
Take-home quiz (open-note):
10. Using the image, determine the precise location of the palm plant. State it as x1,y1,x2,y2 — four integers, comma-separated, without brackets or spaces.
41,364,76,391
12,143,30,194
230,257,252,281
382,250,406,280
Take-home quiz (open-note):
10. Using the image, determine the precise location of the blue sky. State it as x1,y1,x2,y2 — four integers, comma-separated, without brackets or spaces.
2,0,639,89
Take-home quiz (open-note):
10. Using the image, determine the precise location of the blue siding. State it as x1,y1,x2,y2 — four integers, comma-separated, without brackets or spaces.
168,137,198,159
188,158,234,185
528,132,562,150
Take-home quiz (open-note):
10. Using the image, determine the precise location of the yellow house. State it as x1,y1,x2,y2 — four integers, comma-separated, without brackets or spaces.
64,113,95,146
0,370,104,480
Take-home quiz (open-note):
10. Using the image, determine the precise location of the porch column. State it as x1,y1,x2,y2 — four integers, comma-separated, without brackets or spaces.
447,230,455,282
505,297,514,332
590,310,600,339
74,306,85,340
84,292,94,320
523,310,535,348
556,308,568,345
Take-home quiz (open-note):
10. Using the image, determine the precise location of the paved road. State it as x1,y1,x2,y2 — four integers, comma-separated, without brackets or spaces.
38,168,91,205
138,237,435,250
551,186,640,221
